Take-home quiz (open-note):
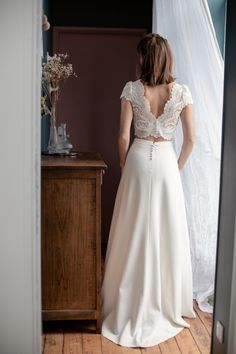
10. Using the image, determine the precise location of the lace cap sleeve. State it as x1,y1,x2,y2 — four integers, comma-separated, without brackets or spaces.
182,84,193,108
120,81,133,102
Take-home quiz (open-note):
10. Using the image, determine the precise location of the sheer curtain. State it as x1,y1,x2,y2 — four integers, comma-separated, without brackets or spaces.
153,0,224,313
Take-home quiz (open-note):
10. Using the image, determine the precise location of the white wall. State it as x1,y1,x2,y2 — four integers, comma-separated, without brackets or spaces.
0,1,42,353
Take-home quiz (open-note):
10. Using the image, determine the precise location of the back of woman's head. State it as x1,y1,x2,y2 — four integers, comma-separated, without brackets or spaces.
137,33,175,86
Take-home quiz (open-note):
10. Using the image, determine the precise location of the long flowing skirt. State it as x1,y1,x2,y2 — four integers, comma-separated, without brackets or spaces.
101,137,196,348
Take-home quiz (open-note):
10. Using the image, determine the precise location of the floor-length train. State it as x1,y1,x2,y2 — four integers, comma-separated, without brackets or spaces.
101,138,196,348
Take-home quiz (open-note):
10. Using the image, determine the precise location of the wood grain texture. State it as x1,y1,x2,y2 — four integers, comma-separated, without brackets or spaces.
141,344,161,353
64,333,83,354
42,176,96,309
42,299,212,353
158,337,180,353
44,332,64,354
193,300,213,336
82,333,102,354
120,346,142,353
101,336,123,354
41,152,107,169
42,333,46,353
175,328,200,353
187,314,211,354
41,154,107,332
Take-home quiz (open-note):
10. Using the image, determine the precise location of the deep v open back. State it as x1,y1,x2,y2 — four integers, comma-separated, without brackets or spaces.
120,79,193,140
141,81,176,120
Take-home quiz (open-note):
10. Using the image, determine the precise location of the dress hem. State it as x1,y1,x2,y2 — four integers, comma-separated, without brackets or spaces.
101,324,188,348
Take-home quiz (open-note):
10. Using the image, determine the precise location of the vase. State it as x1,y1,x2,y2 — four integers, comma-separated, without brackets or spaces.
47,106,58,154
57,123,73,154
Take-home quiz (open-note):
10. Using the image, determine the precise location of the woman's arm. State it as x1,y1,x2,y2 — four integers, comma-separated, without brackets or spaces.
177,104,195,170
118,98,133,173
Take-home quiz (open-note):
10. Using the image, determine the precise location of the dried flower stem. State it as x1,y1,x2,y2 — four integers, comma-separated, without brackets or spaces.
41,52,77,117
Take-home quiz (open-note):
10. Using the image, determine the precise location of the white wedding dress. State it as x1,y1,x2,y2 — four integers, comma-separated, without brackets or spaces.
101,79,197,348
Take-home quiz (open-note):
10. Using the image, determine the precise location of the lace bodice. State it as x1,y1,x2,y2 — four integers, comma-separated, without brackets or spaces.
120,79,193,140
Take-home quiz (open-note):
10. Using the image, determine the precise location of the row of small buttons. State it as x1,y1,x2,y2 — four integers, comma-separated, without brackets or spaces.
149,143,155,160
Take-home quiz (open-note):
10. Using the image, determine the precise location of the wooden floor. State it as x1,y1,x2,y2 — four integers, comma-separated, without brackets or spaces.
42,300,212,354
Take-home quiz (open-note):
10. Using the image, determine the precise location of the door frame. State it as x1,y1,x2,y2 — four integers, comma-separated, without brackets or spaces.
0,0,42,353
211,0,236,353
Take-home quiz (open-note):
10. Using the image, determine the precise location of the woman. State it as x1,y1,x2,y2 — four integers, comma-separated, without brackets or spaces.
101,33,196,348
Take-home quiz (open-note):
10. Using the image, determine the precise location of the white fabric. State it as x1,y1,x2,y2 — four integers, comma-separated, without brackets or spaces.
120,79,193,140
101,138,196,347
152,0,224,313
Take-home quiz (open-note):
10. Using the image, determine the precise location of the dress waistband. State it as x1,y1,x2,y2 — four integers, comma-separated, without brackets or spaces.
133,137,173,146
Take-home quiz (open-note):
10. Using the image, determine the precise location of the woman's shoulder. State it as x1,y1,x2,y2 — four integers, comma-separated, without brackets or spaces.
179,83,194,105
120,81,133,101
121,79,139,88
120,80,140,101
176,82,191,93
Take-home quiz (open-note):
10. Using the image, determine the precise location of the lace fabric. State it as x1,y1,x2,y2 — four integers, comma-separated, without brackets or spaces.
120,79,193,140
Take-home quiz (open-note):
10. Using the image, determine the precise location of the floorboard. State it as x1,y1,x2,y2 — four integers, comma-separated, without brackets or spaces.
175,328,200,353
159,337,181,353
64,333,83,354
193,300,213,336
42,302,212,354
44,332,64,354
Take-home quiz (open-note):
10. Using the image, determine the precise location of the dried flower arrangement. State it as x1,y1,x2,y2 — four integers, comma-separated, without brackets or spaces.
41,52,77,116
41,52,77,153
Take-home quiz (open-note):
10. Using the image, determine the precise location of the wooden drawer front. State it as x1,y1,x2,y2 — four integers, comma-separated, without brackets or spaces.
41,171,97,310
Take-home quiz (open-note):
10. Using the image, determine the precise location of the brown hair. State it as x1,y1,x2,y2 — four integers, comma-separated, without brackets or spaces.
137,33,175,86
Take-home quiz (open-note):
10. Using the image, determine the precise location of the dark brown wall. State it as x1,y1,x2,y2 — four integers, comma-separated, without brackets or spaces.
50,1,152,255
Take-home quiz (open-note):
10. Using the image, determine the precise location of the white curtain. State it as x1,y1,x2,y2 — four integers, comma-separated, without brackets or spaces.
153,0,224,313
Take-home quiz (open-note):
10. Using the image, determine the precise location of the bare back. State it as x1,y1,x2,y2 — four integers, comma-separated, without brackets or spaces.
141,82,175,142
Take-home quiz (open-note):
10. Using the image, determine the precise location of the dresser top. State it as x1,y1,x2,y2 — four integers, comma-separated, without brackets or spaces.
41,151,107,170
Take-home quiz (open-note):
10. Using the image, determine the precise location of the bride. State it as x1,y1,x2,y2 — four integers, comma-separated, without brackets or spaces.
101,32,196,348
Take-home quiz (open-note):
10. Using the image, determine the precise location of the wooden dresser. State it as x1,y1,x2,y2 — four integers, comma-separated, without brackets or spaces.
41,152,107,332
